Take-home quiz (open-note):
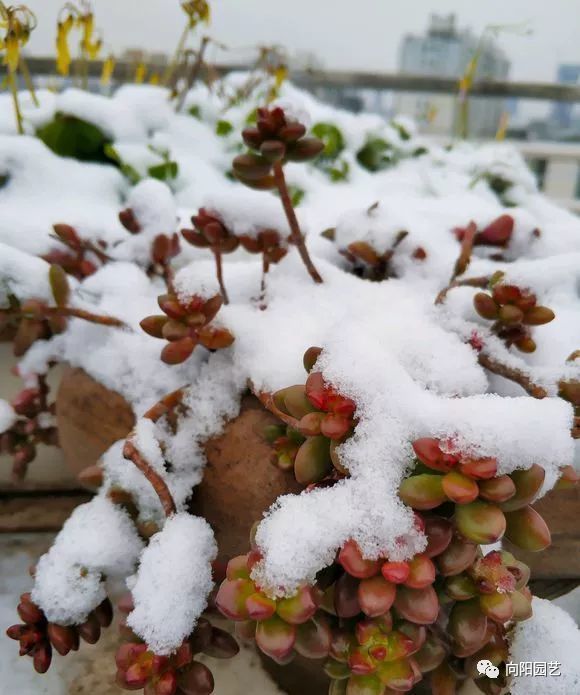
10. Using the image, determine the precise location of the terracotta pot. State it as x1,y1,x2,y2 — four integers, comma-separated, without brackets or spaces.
56,368,136,477
56,367,326,694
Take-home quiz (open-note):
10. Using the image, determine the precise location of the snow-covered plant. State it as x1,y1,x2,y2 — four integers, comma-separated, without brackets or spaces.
3,76,580,695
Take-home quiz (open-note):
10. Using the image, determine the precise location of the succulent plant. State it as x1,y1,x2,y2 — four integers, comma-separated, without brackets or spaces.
473,278,555,354
140,292,234,365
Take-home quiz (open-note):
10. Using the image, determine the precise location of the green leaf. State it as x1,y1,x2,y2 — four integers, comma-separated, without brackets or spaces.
289,186,305,207
103,144,142,184
148,161,179,182
48,264,70,307
328,160,350,182
37,113,112,164
311,122,345,160
215,119,234,137
356,137,398,172
188,105,201,119
391,120,411,141
245,109,258,125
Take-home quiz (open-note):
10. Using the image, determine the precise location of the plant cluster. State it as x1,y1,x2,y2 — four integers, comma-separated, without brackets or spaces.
0,377,58,479
42,223,109,279
140,292,233,365
211,349,564,695
4,86,580,695
7,592,113,674
473,277,555,354
115,596,238,695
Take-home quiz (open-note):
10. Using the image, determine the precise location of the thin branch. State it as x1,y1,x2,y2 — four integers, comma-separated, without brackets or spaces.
45,307,127,328
122,387,188,518
123,441,176,517
176,35,210,111
435,222,479,305
435,275,490,306
251,384,302,430
212,248,229,305
272,161,323,284
478,352,548,399
143,387,187,422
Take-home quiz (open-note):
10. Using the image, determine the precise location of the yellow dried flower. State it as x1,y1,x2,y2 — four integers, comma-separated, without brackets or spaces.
100,53,115,86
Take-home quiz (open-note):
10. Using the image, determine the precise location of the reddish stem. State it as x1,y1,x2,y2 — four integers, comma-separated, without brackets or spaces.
212,248,229,305
123,440,176,517
143,387,187,422
259,255,269,309
252,386,302,430
45,307,126,327
122,388,188,518
477,352,547,399
272,161,323,284
435,275,490,306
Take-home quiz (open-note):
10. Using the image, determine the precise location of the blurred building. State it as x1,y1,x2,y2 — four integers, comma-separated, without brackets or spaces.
396,14,510,137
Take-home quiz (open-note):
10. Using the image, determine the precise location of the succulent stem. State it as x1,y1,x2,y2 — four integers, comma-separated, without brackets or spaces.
212,248,229,305
272,161,323,284
122,388,189,517
435,222,478,306
252,385,302,430
435,275,490,306
123,440,177,517
46,307,126,328
477,352,547,399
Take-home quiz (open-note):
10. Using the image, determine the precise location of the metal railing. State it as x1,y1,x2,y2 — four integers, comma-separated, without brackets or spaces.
21,57,580,102
18,58,580,212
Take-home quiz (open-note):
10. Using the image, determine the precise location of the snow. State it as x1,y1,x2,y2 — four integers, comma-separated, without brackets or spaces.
126,513,217,655
509,598,580,694
2,76,580,652
31,497,143,625
0,243,54,304
0,399,16,433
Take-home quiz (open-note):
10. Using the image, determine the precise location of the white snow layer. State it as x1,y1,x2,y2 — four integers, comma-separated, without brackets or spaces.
509,598,580,694
0,399,16,433
126,513,217,655
31,497,143,625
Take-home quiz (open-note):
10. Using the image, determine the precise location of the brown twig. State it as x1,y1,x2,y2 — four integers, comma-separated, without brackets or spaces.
212,249,229,305
259,255,270,309
251,385,302,429
477,352,547,399
272,161,323,284
123,441,176,517
123,387,189,518
435,275,490,306
176,35,210,111
435,222,479,305
143,387,187,422
45,307,127,328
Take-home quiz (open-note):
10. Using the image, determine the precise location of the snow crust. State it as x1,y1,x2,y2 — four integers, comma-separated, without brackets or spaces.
31,497,143,625
0,399,16,433
509,598,580,694
126,513,217,655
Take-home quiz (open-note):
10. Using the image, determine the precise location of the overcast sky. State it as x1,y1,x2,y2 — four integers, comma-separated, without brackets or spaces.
23,0,580,83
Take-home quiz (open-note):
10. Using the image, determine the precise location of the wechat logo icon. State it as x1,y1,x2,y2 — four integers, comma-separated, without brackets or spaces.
477,660,500,679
